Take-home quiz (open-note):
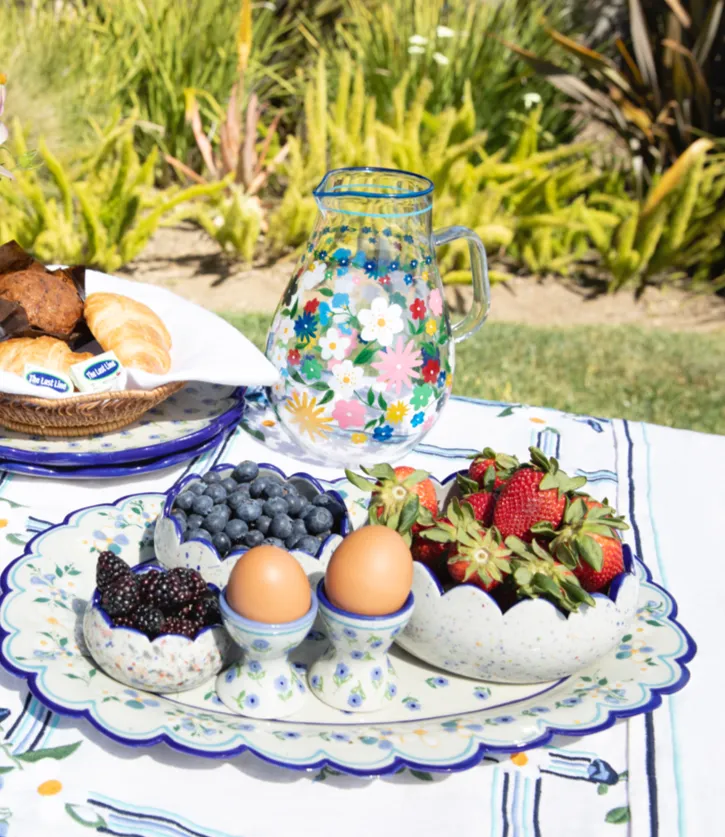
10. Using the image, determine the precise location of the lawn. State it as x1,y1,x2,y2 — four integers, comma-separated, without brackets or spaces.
224,314,725,437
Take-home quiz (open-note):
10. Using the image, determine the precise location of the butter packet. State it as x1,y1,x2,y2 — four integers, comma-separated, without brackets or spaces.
70,351,127,393
24,364,74,396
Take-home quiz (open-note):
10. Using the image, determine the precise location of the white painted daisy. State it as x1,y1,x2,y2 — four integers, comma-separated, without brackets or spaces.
330,360,364,397
277,317,295,344
271,344,287,368
358,297,404,347
318,327,351,362
301,261,328,291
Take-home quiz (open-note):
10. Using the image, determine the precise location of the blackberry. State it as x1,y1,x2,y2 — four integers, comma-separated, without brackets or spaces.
135,604,165,638
102,576,140,616
96,551,131,592
160,617,198,639
169,567,207,601
149,572,192,613
112,614,137,629
138,569,161,603
178,599,206,623
201,593,222,626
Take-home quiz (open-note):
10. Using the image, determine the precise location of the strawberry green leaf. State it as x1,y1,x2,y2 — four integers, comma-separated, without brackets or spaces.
576,534,604,571
345,470,376,492
399,495,420,534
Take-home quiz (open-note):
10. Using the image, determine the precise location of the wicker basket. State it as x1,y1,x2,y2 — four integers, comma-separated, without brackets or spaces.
0,381,186,437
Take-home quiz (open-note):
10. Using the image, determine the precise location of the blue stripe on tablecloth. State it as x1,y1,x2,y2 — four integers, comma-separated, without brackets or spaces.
90,794,239,837
501,770,510,837
532,778,542,837
623,419,659,837
643,423,685,837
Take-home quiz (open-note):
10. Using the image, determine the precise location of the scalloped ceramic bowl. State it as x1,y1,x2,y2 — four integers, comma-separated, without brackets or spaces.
154,463,352,588
82,563,232,693
395,474,640,684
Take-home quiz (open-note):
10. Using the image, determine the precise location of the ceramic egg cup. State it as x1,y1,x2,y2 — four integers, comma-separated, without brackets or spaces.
216,588,318,719
154,462,351,588
83,564,231,694
308,580,414,713
395,471,640,684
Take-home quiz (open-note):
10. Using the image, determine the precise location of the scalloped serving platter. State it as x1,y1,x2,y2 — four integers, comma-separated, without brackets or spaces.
0,489,695,776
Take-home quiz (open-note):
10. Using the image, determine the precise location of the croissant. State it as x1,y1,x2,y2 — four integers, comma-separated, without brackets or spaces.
84,293,172,375
0,336,94,377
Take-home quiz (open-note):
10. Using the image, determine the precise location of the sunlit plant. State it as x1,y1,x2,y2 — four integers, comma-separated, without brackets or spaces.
0,72,12,179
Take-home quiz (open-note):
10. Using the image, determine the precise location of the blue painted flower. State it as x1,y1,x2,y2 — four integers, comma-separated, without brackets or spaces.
352,250,367,268
274,675,289,692
391,626,401,637
560,696,582,707
373,424,393,442
362,226,372,234
244,694,260,709
331,292,349,309
307,242,315,252
295,678,305,693
405,699,421,711
332,732,350,741
432,676,449,687
318,302,332,326
424,255,432,265
403,234,414,244
294,311,317,341
335,663,350,679
343,627,357,639
410,259,418,269
340,225,350,233
529,706,550,714
368,236,377,244
348,693,363,708
225,669,236,683
386,683,398,698
230,722,255,732
364,259,378,277
383,227,393,237
351,650,365,660
370,639,383,649
311,674,322,689
252,639,269,651
371,666,383,682
282,731,300,739
587,758,618,784
389,260,400,272
473,688,489,700
465,723,484,732
403,273,414,285
378,738,393,750
411,411,424,428
495,715,515,723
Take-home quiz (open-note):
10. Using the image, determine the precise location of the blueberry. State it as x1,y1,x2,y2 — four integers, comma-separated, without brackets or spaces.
291,518,308,537
243,529,265,548
171,510,187,533
204,484,227,504
285,533,303,549
313,492,346,524
174,492,195,512
264,483,285,499
203,512,227,535
186,527,212,543
236,499,263,523
263,497,288,517
189,482,206,496
220,477,238,494
296,535,321,555
304,506,334,535
249,477,269,498
255,515,272,536
228,487,250,507
202,471,222,484
282,482,299,496
187,513,203,530
213,502,231,520
233,461,259,483
212,532,232,556
270,514,293,540
286,493,307,517
225,519,248,542
263,537,286,548
192,495,214,516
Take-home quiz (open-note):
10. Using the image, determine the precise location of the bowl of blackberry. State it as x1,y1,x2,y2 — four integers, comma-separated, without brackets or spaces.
83,554,232,693
154,460,351,588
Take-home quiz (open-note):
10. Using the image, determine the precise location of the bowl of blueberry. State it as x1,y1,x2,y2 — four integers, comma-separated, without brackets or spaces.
154,460,351,588
83,555,232,693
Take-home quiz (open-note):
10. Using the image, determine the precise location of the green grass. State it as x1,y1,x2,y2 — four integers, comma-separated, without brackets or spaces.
224,314,725,436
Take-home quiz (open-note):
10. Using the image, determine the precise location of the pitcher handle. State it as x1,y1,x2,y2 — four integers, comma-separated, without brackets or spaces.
432,226,491,344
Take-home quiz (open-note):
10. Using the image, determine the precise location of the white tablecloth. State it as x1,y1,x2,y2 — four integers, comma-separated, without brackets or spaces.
0,394,721,837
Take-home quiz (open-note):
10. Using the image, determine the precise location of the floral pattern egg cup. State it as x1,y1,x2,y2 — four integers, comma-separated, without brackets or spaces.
83,564,231,694
308,580,415,713
216,588,319,720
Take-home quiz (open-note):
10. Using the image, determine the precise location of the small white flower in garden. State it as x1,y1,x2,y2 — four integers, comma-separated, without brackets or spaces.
409,34,428,46
432,52,450,66
408,46,426,55
523,92,541,110
358,297,404,347
436,25,455,38
318,327,351,362
330,360,364,397
213,215,224,228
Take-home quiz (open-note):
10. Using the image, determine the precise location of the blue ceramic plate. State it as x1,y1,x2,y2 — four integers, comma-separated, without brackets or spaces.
0,383,245,467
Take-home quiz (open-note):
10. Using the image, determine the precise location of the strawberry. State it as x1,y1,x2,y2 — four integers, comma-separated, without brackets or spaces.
532,494,629,593
345,463,438,545
493,447,586,541
506,536,595,613
461,491,496,526
467,447,519,490
422,500,511,592
411,530,450,575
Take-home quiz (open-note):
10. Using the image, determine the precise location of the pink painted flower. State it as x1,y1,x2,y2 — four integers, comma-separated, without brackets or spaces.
428,288,443,317
371,336,422,395
423,415,436,432
331,399,366,430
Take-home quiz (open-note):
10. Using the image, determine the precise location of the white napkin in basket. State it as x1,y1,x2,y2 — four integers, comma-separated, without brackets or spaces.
0,269,279,398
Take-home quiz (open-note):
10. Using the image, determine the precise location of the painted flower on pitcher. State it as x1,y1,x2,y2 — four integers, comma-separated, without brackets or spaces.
329,360,364,397
278,317,295,344
425,319,437,336
410,298,426,320
368,337,421,395
271,345,287,368
288,349,301,366
428,288,443,317
285,391,333,441
421,358,440,384
410,383,434,410
294,311,317,343
373,424,393,442
331,399,366,430
301,261,327,290
358,298,404,347
386,401,408,424
301,358,322,380
319,328,351,361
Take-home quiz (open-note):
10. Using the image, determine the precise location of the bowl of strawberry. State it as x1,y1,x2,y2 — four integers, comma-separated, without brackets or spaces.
83,554,232,693
346,447,639,684
154,460,351,588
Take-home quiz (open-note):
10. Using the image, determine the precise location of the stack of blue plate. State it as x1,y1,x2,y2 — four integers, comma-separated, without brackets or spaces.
0,383,246,480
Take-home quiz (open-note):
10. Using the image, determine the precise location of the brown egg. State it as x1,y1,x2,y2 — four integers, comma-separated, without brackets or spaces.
324,526,413,616
226,546,311,624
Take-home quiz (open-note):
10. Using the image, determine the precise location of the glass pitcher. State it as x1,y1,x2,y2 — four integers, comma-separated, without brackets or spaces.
265,167,490,466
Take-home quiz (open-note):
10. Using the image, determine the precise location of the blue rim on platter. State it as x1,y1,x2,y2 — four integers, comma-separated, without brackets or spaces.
0,489,697,777
0,426,234,480
0,384,245,467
